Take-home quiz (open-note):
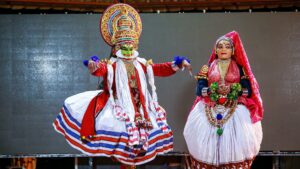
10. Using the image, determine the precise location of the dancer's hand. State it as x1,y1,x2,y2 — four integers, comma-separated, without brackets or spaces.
182,59,193,76
88,60,98,73
172,56,192,76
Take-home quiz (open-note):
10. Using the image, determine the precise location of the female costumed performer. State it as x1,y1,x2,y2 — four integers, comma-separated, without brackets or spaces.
184,31,263,169
53,3,191,166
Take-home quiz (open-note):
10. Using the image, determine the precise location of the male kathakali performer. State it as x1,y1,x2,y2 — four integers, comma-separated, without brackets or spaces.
53,3,191,166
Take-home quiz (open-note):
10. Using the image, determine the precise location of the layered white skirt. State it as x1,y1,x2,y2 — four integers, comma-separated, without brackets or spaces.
183,101,262,166
53,90,173,165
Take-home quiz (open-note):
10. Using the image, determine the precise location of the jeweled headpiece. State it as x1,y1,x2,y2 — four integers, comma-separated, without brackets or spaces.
216,36,234,48
100,3,142,52
215,36,235,55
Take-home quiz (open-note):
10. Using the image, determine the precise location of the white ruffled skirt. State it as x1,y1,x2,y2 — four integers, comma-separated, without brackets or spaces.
183,101,262,167
53,90,173,165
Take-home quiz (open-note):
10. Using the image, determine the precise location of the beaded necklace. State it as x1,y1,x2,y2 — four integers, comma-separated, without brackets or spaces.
218,58,231,84
205,101,237,136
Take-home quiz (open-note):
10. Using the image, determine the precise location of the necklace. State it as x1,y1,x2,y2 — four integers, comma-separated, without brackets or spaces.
123,60,137,88
205,101,237,136
218,59,231,84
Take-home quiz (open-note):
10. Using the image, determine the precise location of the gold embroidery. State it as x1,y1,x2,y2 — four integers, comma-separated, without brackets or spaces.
146,59,153,66
123,60,137,88
242,67,247,75
241,75,249,79
190,155,254,169
200,65,209,74
194,75,208,80
195,65,209,80
218,59,231,84
100,4,142,46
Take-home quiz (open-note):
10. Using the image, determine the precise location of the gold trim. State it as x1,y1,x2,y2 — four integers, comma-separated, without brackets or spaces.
100,3,142,46
107,60,112,65
241,75,249,79
200,65,208,74
194,75,208,80
146,59,153,66
242,67,247,75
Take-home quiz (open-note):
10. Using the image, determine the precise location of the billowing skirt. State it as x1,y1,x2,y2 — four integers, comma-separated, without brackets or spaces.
53,90,173,165
183,101,262,168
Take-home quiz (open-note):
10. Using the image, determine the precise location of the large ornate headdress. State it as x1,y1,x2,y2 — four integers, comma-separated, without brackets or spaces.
208,31,264,123
100,3,142,53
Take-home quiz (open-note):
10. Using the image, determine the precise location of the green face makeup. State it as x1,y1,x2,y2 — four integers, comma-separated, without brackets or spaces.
121,44,134,57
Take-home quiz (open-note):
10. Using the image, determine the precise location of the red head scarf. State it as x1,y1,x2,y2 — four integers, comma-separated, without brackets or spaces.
208,31,263,123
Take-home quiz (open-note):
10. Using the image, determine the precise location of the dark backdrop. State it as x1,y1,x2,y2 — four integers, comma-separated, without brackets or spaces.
0,13,300,154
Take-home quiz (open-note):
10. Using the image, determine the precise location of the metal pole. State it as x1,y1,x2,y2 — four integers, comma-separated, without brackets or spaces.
74,157,78,169
88,157,94,169
272,156,280,169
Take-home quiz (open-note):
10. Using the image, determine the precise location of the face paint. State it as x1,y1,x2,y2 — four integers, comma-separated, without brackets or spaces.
121,44,134,57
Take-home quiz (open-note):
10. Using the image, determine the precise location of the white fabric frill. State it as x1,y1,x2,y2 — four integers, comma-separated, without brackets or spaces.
183,101,263,165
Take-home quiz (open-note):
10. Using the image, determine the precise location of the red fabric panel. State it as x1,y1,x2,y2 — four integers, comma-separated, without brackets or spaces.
80,92,109,138
92,62,108,77
134,68,149,121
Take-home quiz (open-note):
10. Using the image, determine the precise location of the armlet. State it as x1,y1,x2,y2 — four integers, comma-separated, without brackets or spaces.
195,65,209,80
